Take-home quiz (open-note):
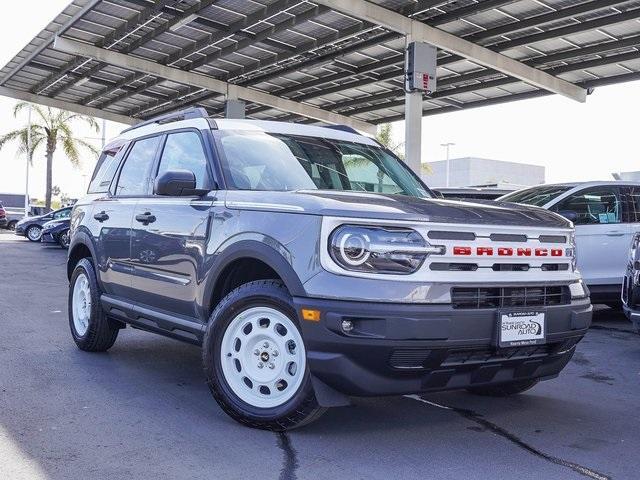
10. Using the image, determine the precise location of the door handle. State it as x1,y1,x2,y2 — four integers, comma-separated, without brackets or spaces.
135,212,156,225
93,211,109,222
605,231,624,236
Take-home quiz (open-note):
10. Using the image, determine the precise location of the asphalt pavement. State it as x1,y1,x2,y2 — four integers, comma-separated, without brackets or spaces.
1,230,638,480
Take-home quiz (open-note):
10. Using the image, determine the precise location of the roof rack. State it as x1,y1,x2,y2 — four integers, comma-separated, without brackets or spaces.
121,107,209,134
321,124,359,134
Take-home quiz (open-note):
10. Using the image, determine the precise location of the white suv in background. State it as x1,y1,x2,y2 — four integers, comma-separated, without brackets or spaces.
499,181,640,306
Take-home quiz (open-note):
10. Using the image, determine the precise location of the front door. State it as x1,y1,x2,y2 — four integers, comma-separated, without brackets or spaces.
551,186,627,286
96,135,163,299
130,130,216,319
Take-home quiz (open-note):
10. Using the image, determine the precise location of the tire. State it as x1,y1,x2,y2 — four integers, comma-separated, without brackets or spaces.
26,225,42,242
7,220,17,231
466,379,539,397
58,229,70,249
202,280,325,430
68,258,119,352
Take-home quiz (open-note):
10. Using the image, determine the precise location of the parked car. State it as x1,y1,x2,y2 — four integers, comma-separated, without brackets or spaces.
15,206,72,242
498,181,640,306
3,205,51,231
0,202,7,229
41,217,71,248
66,108,591,430
622,232,640,333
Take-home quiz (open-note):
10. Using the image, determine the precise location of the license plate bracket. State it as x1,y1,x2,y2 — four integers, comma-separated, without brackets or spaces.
497,310,546,348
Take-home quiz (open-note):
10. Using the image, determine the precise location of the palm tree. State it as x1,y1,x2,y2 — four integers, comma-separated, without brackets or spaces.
0,103,99,209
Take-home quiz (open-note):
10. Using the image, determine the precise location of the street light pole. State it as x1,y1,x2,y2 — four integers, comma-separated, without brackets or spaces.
101,118,106,148
24,104,32,216
440,142,455,187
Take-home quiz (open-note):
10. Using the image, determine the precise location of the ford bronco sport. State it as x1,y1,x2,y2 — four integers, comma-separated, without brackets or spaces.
67,107,592,430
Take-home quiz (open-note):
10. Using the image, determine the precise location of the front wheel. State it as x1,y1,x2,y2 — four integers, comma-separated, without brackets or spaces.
58,229,70,249
466,379,539,397
26,225,42,242
203,280,325,430
68,258,119,352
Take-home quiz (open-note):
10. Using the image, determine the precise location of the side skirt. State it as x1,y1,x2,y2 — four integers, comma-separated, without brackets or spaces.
101,294,205,346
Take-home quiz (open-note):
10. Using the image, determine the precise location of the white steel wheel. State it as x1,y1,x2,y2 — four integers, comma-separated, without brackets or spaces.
27,226,41,241
72,272,92,336
220,306,306,409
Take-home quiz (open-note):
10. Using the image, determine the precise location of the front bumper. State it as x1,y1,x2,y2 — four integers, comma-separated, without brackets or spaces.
14,224,26,236
41,231,59,245
622,268,640,333
294,296,592,397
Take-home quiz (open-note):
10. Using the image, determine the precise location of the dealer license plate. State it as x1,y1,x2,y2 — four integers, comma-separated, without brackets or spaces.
499,311,546,348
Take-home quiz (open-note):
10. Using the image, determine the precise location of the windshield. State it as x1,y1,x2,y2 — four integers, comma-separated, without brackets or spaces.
217,131,430,198
499,185,572,206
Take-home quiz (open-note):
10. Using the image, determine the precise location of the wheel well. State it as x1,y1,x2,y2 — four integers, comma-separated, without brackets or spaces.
67,243,92,280
210,258,283,312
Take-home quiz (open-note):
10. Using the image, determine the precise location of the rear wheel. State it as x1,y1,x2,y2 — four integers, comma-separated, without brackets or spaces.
203,280,325,430
68,258,119,352
58,229,70,249
26,225,42,242
466,379,539,397
7,220,17,231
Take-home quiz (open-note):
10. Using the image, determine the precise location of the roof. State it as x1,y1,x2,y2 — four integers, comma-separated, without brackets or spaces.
0,0,638,126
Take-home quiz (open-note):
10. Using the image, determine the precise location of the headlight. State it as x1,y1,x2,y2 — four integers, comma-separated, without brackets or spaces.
567,231,577,271
44,222,61,230
328,225,444,274
630,233,640,263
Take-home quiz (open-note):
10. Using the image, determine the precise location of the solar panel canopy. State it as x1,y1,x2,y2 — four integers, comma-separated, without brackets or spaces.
0,0,638,129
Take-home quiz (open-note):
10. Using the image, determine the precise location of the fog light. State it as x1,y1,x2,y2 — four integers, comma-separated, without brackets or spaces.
341,320,354,333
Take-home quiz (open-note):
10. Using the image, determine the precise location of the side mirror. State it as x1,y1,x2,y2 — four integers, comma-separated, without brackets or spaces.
558,210,578,222
155,169,198,196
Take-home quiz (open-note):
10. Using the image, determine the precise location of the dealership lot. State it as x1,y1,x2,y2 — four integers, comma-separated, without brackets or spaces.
1,231,639,480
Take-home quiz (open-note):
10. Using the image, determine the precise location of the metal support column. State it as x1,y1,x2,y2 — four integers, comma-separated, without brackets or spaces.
404,36,422,176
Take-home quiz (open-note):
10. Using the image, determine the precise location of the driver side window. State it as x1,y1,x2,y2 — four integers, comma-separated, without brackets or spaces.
53,209,70,219
552,187,622,225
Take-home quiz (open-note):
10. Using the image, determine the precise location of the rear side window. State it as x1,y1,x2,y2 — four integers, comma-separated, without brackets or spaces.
115,136,161,196
156,131,210,189
88,146,126,193
551,187,622,225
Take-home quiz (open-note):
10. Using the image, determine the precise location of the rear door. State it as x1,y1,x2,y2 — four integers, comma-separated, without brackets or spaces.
130,129,216,319
550,185,626,285
93,136,162,299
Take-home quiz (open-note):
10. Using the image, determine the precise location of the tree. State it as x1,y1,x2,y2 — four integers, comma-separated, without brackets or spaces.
376,123,405,160
0,103,99,209
376,123,431,175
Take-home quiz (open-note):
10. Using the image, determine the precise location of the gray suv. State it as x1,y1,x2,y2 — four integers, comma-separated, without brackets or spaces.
67,108,592,430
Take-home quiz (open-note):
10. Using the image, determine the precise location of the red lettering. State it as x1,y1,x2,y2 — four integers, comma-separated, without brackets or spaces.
498,247,513,256
477,247,494,256
535,248,548,257
453,246,472,256
551,248,563,257
516,248,532,256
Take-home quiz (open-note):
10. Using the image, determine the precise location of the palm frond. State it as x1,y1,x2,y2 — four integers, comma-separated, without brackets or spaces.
61,135,81,167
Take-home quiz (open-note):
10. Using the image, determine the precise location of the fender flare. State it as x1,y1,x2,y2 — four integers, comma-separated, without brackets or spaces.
202,239,307,315
67,229,99,280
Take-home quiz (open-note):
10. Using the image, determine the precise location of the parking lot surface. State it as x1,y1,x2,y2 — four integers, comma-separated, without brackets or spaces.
1,230,639,480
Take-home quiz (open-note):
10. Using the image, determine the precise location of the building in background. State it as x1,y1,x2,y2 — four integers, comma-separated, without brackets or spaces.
423,157,545,188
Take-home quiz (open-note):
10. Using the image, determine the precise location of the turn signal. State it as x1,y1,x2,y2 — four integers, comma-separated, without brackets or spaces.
301,309,321,322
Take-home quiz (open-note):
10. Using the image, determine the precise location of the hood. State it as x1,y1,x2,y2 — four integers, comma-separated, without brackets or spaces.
225,190,572,228
42,218,70,229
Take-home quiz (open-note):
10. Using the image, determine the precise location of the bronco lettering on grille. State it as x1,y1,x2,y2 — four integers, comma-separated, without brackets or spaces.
453,247,564,257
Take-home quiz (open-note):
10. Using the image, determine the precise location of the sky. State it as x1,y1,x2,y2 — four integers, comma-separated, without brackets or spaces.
0,0,638,200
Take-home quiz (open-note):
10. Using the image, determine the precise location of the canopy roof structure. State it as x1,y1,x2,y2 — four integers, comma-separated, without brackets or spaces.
0,0,638,131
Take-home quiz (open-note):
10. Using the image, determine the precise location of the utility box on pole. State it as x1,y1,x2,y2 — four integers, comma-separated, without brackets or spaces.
405,42,437,94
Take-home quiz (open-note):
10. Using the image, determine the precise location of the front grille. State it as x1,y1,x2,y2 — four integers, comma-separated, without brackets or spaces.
387,339,579,370
451,286,570,309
